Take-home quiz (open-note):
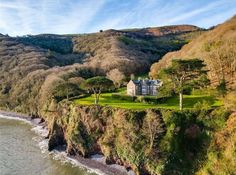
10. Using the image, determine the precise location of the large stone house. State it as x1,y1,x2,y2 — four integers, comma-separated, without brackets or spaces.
127,79,162,96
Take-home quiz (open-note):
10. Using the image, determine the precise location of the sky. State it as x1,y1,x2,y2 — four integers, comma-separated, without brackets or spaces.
0,0,235,36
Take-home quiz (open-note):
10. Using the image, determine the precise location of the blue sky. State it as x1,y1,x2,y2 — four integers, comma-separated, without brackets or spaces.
0,0,235,36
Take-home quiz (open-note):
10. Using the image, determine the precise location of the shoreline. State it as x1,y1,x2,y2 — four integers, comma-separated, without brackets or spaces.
0,110,133,175
0,110,34,122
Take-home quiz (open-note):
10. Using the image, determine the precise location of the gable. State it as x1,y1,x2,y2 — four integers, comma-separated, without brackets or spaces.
127,80,136,88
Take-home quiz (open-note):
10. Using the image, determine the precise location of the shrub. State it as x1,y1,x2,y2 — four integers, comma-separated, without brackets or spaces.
156,96,173,103
183,85,192,95
224,92,236,111
217,79,227,97
160,110,210,174
111,93,136,101
193,100,212,111
17,35,73,54
52,82,84,102
191,88,218,96
136,96,145,103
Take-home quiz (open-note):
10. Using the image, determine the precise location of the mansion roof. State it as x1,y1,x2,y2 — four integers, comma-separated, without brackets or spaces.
130,79,162,86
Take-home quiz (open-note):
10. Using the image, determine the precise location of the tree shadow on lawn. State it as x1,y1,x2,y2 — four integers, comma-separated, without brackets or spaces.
76,94,219,110
161,95,216,109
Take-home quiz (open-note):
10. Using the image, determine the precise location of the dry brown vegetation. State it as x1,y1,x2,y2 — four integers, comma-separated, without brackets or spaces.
0,21,235,174
0,34,90,112
106,68,125,87
150,15,236,89
0,25,202,114
72,25,203,75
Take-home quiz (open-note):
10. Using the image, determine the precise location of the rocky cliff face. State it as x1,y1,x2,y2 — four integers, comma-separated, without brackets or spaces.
44,103,166,174
42,100,236,175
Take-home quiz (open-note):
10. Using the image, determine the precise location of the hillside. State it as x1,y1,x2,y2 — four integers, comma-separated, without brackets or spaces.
0,25,203,114
43,101,235,175
12,25,203,76
120,25,201,36
72,25,203,74
1,19,236,175
149,15,236,89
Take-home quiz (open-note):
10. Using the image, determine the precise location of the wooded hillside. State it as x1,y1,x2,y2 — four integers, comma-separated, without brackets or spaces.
150,16,236,89
0,25,202,114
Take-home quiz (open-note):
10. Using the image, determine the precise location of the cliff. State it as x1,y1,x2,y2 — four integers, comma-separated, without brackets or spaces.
42,101,233,175
44,103,166,174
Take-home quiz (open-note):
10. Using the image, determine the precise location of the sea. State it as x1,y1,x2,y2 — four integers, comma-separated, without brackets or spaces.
0,116,98,175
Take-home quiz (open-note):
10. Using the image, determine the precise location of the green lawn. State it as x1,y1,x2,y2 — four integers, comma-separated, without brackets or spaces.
74,92,223,110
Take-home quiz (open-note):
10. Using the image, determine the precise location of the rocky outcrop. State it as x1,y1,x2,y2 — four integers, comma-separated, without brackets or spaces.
48,116,66,151
45,104,166,174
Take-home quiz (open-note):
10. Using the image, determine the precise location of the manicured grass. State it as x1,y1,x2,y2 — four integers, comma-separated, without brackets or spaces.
157,94,223,109
74,94,157,109
74,92,223,110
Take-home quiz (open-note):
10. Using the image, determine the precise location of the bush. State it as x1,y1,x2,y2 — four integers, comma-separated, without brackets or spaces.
193,100,212,111
159,110,210,175
52,82,84,102
217,79,227,97
193,100,212,119
112,93,173,104
183,85,192,95
191,88,218,96
156,81,175,98
143,96,162,104
111,93,136,101
136,96,145,103
224,92,236,110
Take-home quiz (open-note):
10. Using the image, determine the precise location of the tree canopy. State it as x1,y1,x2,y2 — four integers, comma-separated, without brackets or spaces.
85,76,114,104
106,68,125,88
162,59,207,110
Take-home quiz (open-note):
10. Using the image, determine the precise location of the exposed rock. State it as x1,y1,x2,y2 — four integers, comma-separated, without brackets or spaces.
45,104,166,174
48,118,66,151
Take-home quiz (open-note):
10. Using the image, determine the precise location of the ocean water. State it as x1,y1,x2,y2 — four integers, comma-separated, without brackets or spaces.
0,117,96,175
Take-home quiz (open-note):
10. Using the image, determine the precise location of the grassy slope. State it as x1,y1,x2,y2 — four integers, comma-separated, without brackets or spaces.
74,92,222,110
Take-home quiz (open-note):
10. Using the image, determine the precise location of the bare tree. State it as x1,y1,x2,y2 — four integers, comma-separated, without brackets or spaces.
142,110,164,154
106,69,125,88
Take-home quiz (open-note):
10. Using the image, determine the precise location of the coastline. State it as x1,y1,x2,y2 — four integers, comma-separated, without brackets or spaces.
0,110,133,175
0,110,34,123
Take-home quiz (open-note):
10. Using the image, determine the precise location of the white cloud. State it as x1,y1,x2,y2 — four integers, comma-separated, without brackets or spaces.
0,0,235,36
89,0,236,32
194,8,236,28
0,0,107,35
53,0,107,34
0,1,28,10
164,1,227,24
88,0,161,31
